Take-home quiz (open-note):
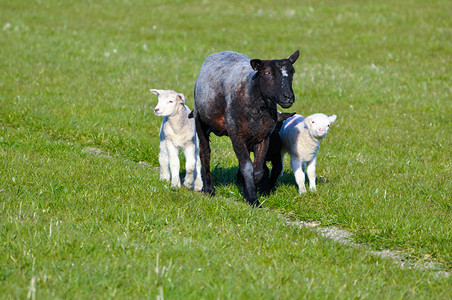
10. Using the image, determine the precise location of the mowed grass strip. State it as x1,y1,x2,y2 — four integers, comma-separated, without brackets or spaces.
1,0,451,297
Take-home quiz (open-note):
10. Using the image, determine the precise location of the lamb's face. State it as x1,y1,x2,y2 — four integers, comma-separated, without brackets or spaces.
150,89,184,117
306,113,337,140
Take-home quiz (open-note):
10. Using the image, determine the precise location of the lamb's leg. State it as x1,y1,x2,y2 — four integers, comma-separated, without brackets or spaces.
192,135,203,191
291,156,307,194
193,150,203,191
159,139,170,182
306,158,317,192
195,116,214,195
166,141,181,189
182,144,197,190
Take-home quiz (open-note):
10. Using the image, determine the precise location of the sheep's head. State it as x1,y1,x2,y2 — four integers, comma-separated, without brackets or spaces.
250,50,300,109
150,89,185,117
305,113,337,140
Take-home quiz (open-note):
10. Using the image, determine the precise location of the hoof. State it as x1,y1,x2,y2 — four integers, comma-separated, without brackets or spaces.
246,198,261,207
257,185,271,196
203,186,215,196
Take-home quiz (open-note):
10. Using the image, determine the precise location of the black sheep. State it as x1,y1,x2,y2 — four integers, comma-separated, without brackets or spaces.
192,50,300,206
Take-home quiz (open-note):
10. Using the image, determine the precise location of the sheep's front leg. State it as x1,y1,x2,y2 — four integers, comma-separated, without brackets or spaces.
166,141,181,189
253,139,271,195
182,144,197,190
291,156,307,194
253,139,269,184
232,138,260,206
306,158,317,192
159,139,170,182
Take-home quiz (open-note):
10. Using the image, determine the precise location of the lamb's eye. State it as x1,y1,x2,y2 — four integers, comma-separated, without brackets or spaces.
312,121,315,124
264,71,270,75
168,100,174,104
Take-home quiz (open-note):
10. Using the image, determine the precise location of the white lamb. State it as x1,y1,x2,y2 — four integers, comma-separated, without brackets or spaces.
279,113,337,194
150,89,202,191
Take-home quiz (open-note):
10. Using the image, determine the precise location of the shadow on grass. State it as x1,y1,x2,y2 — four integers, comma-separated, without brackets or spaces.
178,163,328,194
179,163,329,196
178,164,239,187
211,164,329,192
212,164,239,186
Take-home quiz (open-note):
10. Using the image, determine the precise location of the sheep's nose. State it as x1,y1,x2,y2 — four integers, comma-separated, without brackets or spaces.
154,108,160,114
279,96,294,108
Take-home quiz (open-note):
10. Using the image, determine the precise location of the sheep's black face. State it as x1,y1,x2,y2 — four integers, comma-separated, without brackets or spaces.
251,50,300,108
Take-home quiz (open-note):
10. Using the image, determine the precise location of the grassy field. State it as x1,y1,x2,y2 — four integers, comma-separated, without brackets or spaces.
1,0,451,298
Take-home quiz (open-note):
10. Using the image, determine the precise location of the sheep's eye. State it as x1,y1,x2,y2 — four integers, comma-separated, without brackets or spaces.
168,100,174,104
264,71,270,75
312,121,315,124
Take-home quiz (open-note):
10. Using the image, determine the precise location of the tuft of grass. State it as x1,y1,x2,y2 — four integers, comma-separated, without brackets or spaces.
1,0,451,298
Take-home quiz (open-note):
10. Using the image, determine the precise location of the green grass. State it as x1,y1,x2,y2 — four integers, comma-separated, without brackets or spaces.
1,0,451,298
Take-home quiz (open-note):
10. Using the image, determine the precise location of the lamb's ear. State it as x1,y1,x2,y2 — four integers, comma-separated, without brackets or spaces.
150,89,160,95
176,93,185,103
288,50,300,64
250,59,263,71
329,115,337,124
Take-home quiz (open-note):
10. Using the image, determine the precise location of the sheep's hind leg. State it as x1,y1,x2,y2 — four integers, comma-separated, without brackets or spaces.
268,151,283,192
195,116,215,196
257,164,271,195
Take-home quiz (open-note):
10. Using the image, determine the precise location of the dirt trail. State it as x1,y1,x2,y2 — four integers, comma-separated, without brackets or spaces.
285,218,450,278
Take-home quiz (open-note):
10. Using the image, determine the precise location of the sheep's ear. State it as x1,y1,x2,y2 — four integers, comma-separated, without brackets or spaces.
329,115,337,124
288,50,300,64
278,112,296,122
250,59,263,71
150,89,160,95
176,93,185,103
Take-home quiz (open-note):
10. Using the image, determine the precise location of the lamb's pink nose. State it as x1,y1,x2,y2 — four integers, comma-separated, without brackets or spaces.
154,108,160,114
